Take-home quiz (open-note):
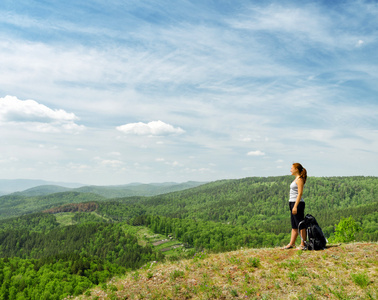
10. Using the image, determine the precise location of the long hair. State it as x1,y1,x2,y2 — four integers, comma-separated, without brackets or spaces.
293,163,307,184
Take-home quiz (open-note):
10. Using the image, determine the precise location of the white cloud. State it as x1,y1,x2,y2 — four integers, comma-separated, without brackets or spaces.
100,159,124,168
0,156,18,164
68,163,91,171
116,120,185,136
0,95,77,122
356,40,364,47
0,95,84,133
184,167,213,173
247,150,265,156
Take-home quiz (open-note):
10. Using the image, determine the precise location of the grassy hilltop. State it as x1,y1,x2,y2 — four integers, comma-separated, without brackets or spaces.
75,242,377,300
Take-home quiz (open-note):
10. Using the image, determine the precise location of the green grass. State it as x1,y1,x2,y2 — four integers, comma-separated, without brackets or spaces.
55,212,76,226
351,271,370,288
125,226,188,258
154,240,181,251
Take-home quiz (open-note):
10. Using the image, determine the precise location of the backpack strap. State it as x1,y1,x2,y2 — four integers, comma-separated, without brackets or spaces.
298,220,306,244
298,220,306,231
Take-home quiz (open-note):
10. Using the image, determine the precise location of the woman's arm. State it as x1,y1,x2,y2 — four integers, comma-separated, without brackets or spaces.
292,178,304,215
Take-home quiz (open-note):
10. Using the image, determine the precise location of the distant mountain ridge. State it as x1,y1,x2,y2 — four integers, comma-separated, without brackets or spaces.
0,179,84,196
0,179,206,197
10,185,72,197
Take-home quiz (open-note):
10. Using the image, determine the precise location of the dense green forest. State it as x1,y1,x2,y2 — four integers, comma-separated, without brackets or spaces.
0,214,163,299
98,176,378,240
0,176,377,299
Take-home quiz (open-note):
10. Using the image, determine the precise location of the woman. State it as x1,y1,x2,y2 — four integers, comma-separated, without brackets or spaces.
283,163,307,250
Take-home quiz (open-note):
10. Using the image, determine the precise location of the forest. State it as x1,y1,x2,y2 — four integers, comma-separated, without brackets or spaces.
0,176,377,299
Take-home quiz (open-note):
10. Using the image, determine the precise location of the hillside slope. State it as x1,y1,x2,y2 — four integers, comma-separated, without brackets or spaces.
98,176,378,242
75,243,377,300
11,185,72,196
0,192,106,220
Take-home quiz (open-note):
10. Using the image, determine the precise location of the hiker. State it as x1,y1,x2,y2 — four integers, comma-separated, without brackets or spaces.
283,163,307,250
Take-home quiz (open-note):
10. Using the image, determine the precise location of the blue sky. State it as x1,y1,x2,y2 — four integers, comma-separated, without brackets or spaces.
0,0,377,185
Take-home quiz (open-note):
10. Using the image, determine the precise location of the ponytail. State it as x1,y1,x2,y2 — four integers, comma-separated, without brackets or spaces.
293,163,307,184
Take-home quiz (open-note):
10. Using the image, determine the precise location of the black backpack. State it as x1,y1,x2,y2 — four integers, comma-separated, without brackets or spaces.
298,214,327,250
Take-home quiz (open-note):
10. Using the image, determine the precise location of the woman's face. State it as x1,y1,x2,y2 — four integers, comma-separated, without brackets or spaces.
290,165,298,176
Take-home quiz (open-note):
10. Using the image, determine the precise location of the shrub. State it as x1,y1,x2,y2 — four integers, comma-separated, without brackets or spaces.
331,216,361,243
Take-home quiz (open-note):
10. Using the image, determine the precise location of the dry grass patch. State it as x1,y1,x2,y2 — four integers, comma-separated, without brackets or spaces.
74,242,377,299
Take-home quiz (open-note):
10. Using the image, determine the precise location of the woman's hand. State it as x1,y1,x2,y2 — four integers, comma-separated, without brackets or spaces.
292,206,297,215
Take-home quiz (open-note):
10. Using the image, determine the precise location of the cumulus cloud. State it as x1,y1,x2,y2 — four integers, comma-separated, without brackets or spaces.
0,95,77,123
247,150,265,156
116,120,185,136
0,95,84,133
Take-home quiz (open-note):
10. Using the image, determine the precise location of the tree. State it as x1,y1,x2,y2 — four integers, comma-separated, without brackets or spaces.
331,216,361,243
